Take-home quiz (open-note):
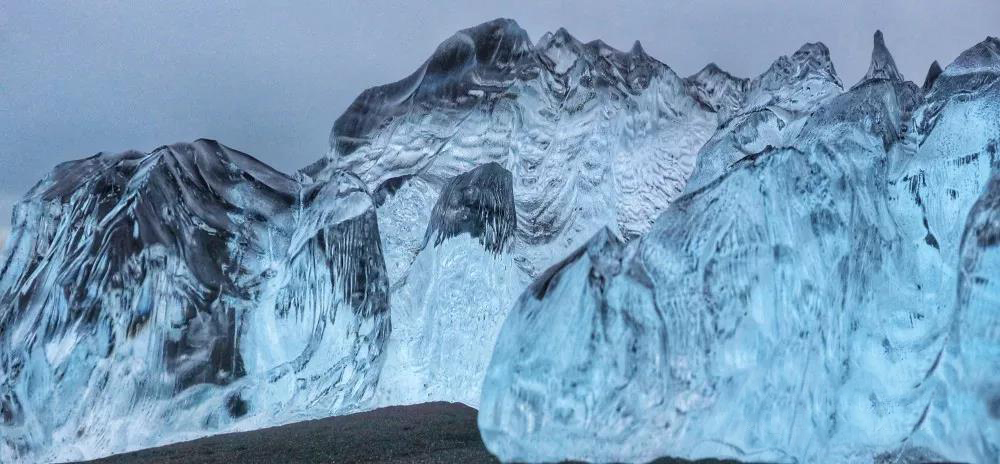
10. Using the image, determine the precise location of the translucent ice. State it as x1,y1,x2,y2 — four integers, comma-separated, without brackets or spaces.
308,19,723,409
480,34,1000,464
3,18,997,464
373,163,528,407
306,18,720,270
685,41,844,193
0,140,390,462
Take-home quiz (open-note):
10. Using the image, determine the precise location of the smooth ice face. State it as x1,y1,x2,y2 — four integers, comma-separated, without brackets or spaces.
0,140,390,462
308,19,726,409
307,18,721,274
423,162,517,255
479,35,1000,464
373,163,528,407
374,233,528,407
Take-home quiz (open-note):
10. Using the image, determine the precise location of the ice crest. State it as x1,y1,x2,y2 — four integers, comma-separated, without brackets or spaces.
3,19,999,464
309,18,533,163
860,30,905,85
685,43,845,193
743,41,843,115
922,60,943,92
537,28,586,74
941,36,1000,77
684,63,750,124
312,18,717,277
480,36,1000,464
0,141,391,462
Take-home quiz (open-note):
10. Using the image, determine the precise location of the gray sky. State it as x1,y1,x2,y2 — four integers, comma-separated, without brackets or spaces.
1,1,998,246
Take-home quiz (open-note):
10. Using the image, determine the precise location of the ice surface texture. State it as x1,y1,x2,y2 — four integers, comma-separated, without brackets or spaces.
1,18,998,464
373,162,527,407
479,33,1000,463
306,18,719,266
305,18,725,411
423,162,516,255
0,140,390,461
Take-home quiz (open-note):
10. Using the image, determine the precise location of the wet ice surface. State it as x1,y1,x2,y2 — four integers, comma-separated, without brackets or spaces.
480,33,1000,464
312,18,721,413
1,19,998,464
373,163,526,407
0,141,390,462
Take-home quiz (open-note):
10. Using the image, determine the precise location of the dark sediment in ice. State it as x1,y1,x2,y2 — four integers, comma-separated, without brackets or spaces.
423,162,516,254
923,60,943,92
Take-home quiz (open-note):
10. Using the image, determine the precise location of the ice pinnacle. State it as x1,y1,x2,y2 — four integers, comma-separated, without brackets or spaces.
923,60,943,91
861,30,905,84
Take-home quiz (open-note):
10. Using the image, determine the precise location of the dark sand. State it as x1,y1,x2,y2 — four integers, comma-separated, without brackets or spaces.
75,402,738,464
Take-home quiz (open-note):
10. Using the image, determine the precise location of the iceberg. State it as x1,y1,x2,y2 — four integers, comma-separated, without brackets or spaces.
479,33,1000,464
1,18,997,464
307,19,724,410
306,19,720,267
0,140,390,462
373,163,527,407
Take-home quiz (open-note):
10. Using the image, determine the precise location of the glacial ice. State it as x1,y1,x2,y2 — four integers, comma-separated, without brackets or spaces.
0,140,390,462
374,232,527,407
307,18,722,410
922,60,943,93
479,33,1000,463
0,17,997,464
307,18,719,260
372,163,528,407
860,30,905,85
685,41,843,193
683,63,750,125
0,18,721,458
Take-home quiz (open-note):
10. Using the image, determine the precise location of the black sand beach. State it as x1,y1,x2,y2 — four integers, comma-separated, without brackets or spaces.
74,402,739,464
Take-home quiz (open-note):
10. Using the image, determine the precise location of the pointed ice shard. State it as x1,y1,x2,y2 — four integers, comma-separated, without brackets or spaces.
581,37,659,92
860,30,905,84
537,27,586,74
629,40,646,57
683,62,750,123
923,60,943,91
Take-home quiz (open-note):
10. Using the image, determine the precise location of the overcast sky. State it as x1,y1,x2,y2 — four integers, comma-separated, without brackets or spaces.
1,1,998,246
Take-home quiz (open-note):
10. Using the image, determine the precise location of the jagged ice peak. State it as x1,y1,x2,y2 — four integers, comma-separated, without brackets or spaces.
923,60,943,91
861,29,905,84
